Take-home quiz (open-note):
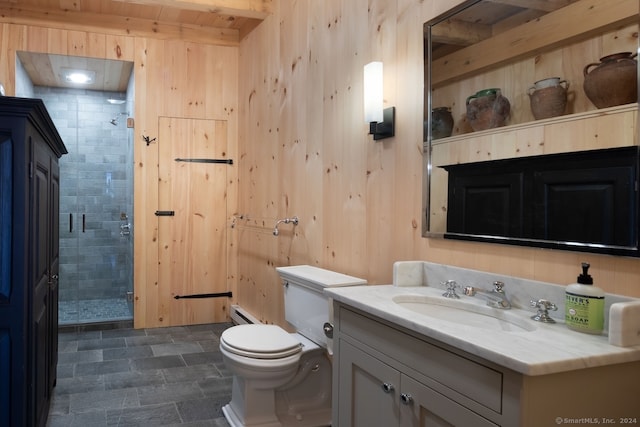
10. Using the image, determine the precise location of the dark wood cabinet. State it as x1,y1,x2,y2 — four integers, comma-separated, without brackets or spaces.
444,147,639,256
0,97,67,427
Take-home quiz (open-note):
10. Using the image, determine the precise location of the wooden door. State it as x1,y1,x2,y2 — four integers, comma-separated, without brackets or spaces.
157,117,230,326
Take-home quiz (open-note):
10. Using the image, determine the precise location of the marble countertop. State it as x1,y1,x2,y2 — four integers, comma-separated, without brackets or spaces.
326,284,640,376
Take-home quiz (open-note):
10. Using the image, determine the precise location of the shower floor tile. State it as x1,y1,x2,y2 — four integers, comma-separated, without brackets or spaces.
59,298,132,325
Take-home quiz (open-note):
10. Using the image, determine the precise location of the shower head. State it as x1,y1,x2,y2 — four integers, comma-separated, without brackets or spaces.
109,112,130,126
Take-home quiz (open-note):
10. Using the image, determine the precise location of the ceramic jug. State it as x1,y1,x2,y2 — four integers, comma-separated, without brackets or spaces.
465,88,510,131
528,77,569,120
431,107,454,139
583,52,637,108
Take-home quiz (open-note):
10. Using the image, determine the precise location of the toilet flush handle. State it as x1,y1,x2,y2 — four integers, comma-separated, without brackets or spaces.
323,322,334,338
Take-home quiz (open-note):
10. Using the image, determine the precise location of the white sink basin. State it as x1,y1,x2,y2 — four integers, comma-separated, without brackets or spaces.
392,294,537,332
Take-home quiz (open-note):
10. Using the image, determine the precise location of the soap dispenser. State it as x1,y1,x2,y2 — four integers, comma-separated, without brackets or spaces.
565,262,605,334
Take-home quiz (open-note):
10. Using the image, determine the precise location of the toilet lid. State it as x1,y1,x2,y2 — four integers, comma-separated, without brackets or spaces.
221,324,302,359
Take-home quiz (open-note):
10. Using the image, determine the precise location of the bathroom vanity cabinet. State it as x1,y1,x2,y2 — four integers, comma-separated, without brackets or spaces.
0,97,67,427
332,302,640,426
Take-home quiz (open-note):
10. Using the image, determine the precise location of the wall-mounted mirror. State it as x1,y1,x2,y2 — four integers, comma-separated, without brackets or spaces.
423,0,640,256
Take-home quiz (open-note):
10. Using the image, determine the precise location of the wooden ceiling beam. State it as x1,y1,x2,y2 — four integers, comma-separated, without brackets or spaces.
111,0,273,20
0,4,240,45
484,0,574,13
429,19,492,47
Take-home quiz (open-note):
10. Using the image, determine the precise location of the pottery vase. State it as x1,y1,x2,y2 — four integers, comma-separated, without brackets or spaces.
465,88,510,131
583,52,637,108
528,77,569,120
431,107,454,139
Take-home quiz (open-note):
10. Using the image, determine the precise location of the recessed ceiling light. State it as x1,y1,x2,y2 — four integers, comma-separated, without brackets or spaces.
62,68,95,85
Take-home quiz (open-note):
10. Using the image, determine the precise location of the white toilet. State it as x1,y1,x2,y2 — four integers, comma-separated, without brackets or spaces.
219,265,366,427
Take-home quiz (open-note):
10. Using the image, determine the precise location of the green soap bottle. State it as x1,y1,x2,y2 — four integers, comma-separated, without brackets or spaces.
565,262,605,334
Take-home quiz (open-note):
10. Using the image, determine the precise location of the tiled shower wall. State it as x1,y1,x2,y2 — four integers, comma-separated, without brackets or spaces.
36,87,134,304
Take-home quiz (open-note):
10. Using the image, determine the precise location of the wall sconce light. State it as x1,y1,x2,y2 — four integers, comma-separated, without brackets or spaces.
364,61,395,140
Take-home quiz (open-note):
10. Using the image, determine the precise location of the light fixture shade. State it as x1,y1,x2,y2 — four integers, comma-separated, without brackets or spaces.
364,61,383,123
62,68,95,85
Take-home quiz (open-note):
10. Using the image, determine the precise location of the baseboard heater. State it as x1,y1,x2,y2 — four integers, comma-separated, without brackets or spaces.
174,291,232,300
230,304,261,325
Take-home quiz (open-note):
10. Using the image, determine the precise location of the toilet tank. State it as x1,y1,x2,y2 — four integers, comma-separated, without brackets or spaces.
276,265,366,348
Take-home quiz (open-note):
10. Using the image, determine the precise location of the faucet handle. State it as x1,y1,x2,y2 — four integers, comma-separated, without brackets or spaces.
492,281,505,293
530,299,558,323
441,280,460,299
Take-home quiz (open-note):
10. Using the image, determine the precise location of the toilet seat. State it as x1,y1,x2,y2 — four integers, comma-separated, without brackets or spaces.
221,324,302,359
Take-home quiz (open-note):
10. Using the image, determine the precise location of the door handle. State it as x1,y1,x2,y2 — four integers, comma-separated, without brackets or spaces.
48,274,59,289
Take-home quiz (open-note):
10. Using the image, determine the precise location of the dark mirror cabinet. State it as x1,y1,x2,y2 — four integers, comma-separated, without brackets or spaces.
423,0,640,256
0,97,67,426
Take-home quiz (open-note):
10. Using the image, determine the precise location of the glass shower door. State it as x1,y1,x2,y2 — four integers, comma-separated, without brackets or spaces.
36,87,134,325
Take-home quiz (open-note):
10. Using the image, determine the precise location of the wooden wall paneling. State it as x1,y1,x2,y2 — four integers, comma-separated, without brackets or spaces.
237,34,273,323
25,26,49,54
397,0,431,260
157,117,175,326
343,0,373,278
236,230,257,321
237,227,279,324
44,29,67,57
320,0,367,277
183,42,206,118
203,44,239,310
134,37,158,328
132,37,149,328
0,25,21,96
66,30,104,58
271,1,301,327
164,40,187,118
302,0,327,269
105,34,135,62
320,0,343,270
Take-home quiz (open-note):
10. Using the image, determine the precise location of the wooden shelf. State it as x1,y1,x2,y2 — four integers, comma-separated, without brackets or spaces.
431,103,639,147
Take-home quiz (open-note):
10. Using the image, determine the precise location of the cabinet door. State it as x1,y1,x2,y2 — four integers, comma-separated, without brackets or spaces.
445,169,524,237
32,138,54,427
48,147,60,392
399,375,498,427
337,340,400,427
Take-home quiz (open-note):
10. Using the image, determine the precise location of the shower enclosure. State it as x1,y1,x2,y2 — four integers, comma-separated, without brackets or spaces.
35,87,135,325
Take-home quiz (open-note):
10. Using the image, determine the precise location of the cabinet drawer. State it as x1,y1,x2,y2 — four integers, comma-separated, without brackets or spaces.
339,306,503,414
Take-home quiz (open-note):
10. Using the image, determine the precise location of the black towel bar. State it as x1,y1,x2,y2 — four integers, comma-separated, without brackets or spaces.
174,291,233,300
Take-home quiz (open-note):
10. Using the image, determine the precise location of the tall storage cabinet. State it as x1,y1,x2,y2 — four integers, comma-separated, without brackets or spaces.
0,97,67,427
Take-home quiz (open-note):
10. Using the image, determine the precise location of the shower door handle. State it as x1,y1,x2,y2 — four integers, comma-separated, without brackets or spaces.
69,213,73,233
82,214,86,232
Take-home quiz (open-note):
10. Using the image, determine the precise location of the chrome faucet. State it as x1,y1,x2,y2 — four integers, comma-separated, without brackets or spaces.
441,280,460,299
463,281,511,309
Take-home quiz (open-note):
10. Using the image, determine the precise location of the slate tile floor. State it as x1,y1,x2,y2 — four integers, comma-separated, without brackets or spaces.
47,323,234,427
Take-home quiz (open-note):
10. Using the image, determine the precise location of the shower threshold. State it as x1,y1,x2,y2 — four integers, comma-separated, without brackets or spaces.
59,297,133,325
